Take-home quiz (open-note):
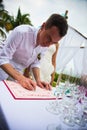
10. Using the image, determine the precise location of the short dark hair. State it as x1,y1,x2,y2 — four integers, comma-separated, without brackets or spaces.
45,14,68,37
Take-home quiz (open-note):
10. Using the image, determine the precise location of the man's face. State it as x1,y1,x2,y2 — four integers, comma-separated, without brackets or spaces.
38,26,62,47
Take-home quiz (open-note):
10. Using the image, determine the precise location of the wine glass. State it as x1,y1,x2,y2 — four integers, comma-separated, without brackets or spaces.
62,107,75,127
74,84,87,127
61,69,79,127
46,70,64,115
47,124,62,130
69,78,87,127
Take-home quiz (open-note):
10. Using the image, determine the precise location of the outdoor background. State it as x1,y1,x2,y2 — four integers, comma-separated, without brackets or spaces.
3,0,87,37
0,0,87,76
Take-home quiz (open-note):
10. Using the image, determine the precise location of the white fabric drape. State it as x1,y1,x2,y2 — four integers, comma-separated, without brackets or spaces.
73,39,87,75
82,46,87,75
56,26,87,75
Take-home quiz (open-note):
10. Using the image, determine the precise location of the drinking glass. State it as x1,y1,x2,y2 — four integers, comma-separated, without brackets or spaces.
61,70,80,127
46,71,64,115
47,124,62,130
74,85,87,127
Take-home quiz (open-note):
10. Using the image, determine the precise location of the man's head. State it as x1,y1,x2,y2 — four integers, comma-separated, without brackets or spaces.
45,13,68,37
37,13,68,47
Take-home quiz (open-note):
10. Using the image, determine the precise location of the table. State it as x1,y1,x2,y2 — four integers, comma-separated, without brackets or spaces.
0,81,87,130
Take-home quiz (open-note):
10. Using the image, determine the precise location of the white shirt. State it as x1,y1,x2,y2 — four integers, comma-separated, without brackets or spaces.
0,25,48,80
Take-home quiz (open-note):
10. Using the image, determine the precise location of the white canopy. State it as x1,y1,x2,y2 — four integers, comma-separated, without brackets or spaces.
56,26,87,76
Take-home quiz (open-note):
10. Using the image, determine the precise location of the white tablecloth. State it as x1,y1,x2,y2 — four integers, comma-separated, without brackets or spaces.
0,81,86,130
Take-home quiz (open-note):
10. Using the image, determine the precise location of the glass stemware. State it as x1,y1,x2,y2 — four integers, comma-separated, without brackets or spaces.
74,85,87,127
47,124,62,130
46,71,64,115
61,70,80,127
46,69,87,128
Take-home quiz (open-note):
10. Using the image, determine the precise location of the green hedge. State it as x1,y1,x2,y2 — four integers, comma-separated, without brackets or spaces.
52,72,80,87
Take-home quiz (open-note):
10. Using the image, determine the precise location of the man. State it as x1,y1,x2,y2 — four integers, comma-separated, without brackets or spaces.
0,13,68,90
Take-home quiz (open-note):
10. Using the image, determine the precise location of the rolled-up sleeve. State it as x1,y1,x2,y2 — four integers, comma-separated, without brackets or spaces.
30,59,41,69
0,30,22,66
30,47,48,69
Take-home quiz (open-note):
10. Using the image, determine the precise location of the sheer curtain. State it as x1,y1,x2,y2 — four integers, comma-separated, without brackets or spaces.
73,39,87,76
56,26,87,75
82,46,87,75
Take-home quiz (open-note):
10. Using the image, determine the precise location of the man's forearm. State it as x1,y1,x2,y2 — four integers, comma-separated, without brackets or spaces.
0,63,25,81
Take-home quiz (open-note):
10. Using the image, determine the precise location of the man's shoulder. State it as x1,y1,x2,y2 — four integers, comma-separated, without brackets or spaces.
14,25,36,33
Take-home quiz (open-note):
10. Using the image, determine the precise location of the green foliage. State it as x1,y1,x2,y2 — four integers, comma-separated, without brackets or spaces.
0,0,4,10
0,7,33,34
14,8,33,28
52,72,80,87
54,72,59,82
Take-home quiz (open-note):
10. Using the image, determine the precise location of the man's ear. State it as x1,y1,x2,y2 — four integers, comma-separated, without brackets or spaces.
40,22,45,30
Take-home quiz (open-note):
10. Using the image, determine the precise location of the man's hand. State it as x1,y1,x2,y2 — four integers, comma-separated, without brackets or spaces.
1,64,36,91
37,80,52,90
17,77,37,91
